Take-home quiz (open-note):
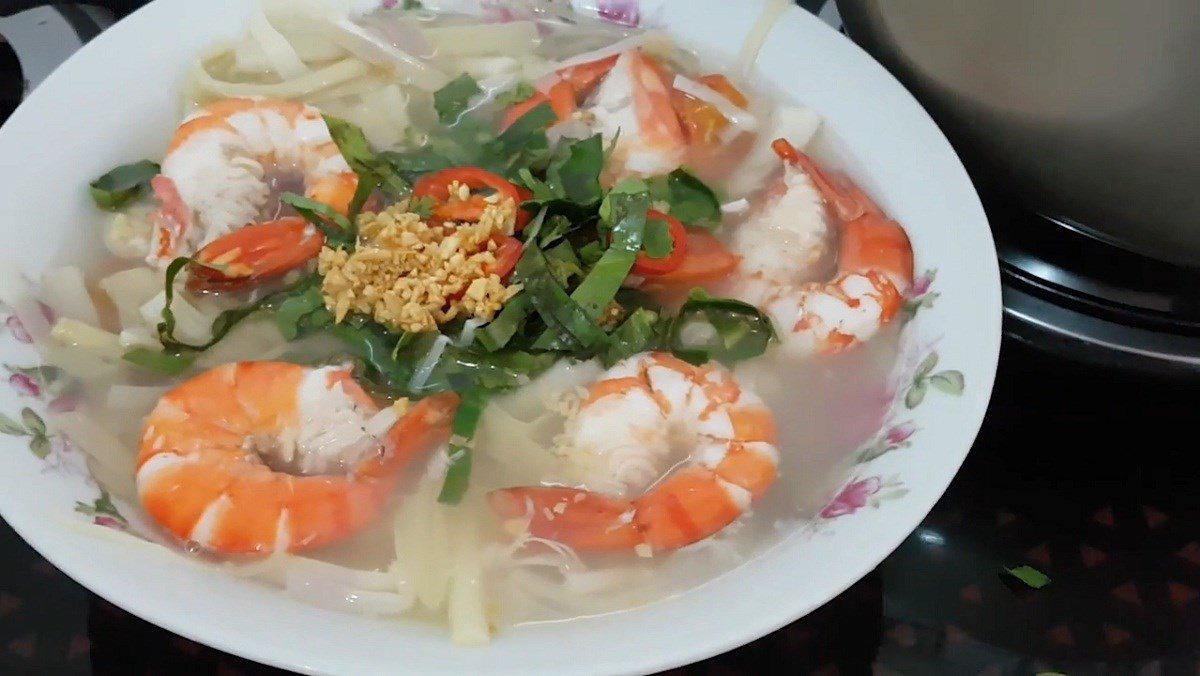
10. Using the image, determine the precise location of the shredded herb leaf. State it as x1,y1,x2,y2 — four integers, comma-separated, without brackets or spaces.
544,241,584,287
381,103,555,182
477,295,533,352
434,73,484,125
407,195,437,219
495,81,536,108
568,186,650,319
1004,565,1051,589
650,169,722,230
323,115,410,198
155,263,321,354
518,245,608,351
274,283,331,340
545,134,606,206
642,215,675,259
438,388,489,504
88,160,160,210
280,193,356,248
603,308,662,366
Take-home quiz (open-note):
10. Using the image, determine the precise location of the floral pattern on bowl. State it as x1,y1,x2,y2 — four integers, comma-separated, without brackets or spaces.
816,269,965,522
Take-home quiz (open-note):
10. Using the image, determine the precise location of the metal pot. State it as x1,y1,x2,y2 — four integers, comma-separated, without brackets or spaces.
836,0,1200,266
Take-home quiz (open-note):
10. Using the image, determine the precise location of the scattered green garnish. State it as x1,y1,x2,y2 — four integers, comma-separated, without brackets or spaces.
1003,565,1052,590
438,388,490,505
280,193,356,248
434,73,484,125
495,81,536,108
88,160,160,210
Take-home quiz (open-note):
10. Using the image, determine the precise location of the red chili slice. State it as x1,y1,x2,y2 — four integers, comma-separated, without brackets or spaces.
631,210,688,276
412,167,533,229
487,235,524,283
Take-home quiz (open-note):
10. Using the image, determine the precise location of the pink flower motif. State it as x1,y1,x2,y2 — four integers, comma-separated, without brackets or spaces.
5,303,56,344
48,393,79,414
598,0,640,26
6,316,31,344
8,373,39,397
381,0,398,7
885,422,917,446
93,516,124,530
820,477,883,519
910,273,934,297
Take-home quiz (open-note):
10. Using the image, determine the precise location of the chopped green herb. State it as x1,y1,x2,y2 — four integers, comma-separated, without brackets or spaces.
578,241,605,267
281,193,356,248
495,81,536,108
544,241,584,287
536,214,577,248
477,295,533,352
88,160,160,210
544,134,605,206
518,245,608,350
603,308,662,366
438,388,489,504
407,195,437,219
273,283,330,340
1004,565,1051,589
568,186,650,319
323,115,410,198
654,168,722,230
402,0,423,9
641,214,675,259
434,73,484,125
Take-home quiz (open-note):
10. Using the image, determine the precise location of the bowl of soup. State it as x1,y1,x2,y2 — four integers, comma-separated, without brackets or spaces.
0,0,999,673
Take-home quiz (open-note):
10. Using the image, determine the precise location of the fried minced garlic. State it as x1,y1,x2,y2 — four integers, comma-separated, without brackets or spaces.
318,199,522,333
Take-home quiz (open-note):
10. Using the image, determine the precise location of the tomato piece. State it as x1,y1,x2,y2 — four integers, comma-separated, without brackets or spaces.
488,235,523,282
671,91,729,145
632,210,688,276
500,92,551,131
698,74,749,109
672,74,750,146
500,80,578,131
546,80,579,121
559,55,619,96
643,230,740,286
412,167,532,229
433,195,489,223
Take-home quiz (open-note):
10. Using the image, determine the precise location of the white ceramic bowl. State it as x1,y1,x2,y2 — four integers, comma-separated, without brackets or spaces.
0,0,1001,673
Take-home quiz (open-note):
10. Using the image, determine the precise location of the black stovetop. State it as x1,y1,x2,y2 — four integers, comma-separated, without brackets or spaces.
2,2,1198,675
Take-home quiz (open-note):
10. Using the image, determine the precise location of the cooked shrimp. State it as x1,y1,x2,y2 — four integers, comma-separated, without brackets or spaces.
580,51,687,180
136,362,457,555
730,139,914,356
489,352,779,553
150,97,358,280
